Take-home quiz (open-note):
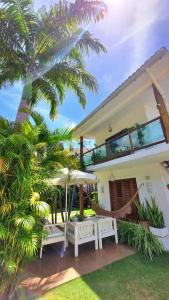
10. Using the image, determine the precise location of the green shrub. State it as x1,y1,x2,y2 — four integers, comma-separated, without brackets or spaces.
146,197,165,228
90,191,99,204
0,113,78,298
135,201,148,221
118,220,164,260
136,197,165,228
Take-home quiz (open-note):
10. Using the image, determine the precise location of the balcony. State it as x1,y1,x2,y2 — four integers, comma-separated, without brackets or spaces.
83,117,166,167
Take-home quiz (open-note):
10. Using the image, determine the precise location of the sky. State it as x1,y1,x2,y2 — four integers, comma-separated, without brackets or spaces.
1,0,169,141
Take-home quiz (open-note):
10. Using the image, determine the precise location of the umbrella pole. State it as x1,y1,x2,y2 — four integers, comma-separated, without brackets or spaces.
65,182,68,221
79,184,84,216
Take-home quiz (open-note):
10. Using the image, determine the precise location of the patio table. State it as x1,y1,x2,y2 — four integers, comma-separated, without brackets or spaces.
66,219,98,257
66,215,118,255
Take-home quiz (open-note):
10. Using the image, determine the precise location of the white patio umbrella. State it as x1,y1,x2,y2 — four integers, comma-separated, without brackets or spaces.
46,168,96,220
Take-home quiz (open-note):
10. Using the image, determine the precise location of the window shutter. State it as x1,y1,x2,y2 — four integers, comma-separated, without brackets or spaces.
109,178,139,219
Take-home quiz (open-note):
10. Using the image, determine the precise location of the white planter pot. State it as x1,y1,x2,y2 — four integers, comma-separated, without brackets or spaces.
149,226,169,238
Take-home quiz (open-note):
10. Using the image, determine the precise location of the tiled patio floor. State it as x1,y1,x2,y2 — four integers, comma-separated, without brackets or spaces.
22,240,134,296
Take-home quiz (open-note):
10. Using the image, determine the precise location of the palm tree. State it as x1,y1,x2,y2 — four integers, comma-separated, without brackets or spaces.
0,0,106,122
29,111,79,173
0,112,78,299
0,117,49,299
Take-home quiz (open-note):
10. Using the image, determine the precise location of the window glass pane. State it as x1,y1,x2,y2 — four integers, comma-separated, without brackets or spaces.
83,152,93,166
109,135,130,157
94,144,107,162
131,119,164,149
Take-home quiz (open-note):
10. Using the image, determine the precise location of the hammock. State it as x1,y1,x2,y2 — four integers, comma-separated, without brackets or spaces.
91,183,144,219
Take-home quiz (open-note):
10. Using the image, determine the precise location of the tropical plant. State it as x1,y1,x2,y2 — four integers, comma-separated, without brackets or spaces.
146,197,165,228
0,0,106,122
90,190,99,204
0,113,78,299
135,201,148,221
91,150,103,163
29,111,79,175
0,131,49,299
118,220,164,260
137,126,145,146
73,213,84,222
44,185,76,223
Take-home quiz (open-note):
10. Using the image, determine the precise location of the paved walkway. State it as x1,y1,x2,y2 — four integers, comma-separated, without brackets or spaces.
22,240,134,296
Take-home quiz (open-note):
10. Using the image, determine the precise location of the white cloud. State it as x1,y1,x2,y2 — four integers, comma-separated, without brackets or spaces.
57,114,77,129
91,0,168,76
123,0,161,74
109,0,167,75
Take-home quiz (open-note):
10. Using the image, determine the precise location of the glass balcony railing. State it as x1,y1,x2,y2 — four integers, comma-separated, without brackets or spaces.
83,117,166,166
130,118,165,149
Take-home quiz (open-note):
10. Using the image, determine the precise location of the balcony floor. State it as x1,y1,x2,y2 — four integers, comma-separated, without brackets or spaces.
86,142,169,171
22,240,134,296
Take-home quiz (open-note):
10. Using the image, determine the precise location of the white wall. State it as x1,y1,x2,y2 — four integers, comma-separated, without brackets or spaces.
95,85,160,145
96,170,112,210
96,162,169,228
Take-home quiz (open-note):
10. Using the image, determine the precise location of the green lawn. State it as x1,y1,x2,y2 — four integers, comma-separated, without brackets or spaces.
49,208,95,223
37,253,169,300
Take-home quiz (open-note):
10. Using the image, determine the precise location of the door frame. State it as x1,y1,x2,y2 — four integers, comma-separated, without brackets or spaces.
109,177,139,219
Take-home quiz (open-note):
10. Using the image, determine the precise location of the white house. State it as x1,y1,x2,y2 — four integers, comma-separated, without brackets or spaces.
75,47,169,228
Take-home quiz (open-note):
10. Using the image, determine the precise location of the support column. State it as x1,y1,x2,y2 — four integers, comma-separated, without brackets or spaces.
152,84,169,143
80,136,84,169
79,136,84,216
79,184,84,216
146,68,169,143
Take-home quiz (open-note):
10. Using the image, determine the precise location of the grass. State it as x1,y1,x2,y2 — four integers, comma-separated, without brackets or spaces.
37,253,169,300
49,208,95,223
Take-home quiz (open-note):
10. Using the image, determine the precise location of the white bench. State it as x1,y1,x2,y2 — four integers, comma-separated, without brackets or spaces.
40,222,67,259
97,216,118,249
67,220,98,257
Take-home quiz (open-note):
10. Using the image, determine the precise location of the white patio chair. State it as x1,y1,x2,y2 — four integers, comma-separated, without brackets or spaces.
40,222,67,259
97,216,118,249
67,220,98,257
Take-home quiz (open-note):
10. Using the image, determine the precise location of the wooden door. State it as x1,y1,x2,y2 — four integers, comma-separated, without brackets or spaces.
109,178,139,220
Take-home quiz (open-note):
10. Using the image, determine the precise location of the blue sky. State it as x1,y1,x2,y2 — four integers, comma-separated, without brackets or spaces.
1,0,169,136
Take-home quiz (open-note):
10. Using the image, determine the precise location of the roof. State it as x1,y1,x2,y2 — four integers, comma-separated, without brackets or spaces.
75,47,168,134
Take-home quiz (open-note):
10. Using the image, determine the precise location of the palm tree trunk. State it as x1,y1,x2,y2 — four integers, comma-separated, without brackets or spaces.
15,99,30,123
15,78,32,123
0,284,14,300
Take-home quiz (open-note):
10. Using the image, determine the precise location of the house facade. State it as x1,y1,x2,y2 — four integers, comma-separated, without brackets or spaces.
75,48,169,228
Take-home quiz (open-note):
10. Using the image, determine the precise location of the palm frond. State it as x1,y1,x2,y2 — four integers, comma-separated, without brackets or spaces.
31,201,50,217
30,111,44,126
5,259,17,274
0,202,16,216
75,30,107,55
14,215,35,231
1,0,37,40
17,231,39,256
32,78,59,119
51,0,107,25
0,223,9,240
44,61,97,108
71,84,86,108
71,0,107,23
52,127,74,143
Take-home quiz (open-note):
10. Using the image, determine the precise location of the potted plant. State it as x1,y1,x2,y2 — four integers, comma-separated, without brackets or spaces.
146,197,168,238
135,201,149,228
71,213,85,222
91,151,103,163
